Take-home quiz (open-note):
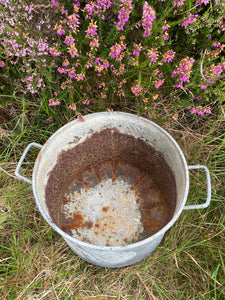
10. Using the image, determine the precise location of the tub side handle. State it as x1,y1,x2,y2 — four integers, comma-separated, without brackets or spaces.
184,165,211,210
15,142,43,184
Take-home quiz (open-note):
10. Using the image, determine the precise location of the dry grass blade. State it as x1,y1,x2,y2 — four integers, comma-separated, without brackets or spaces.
136,272,158,300
0,166,19,180
3,272,39,300
183,251,222,287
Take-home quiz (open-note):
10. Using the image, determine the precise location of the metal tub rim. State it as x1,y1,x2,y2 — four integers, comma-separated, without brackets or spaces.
32,111,190,251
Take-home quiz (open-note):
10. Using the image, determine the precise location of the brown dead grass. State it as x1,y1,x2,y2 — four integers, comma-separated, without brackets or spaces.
0,113,224,300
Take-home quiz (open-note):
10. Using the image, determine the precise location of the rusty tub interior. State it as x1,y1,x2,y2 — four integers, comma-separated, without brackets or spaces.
45,127,177,247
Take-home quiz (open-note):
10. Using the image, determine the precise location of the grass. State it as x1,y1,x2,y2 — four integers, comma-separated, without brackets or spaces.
0,101,224,300
0,1,225,297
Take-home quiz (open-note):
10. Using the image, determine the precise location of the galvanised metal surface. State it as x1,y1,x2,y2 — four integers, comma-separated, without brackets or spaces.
46,127,177,248
15,112,211,268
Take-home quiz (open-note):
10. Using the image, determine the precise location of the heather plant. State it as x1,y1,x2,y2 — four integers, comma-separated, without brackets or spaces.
1,2,225,299
0,0,225,120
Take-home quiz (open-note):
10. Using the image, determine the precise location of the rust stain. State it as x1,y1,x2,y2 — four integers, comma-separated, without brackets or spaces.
60,217,79,232
45,127,177,246
162,208,168,219
62,195,71,205
102,206,109,212
36,148,43,162
112,162,118,183
84,221,93,229
60,213,94,232
72,212,84,228
144,219,162,228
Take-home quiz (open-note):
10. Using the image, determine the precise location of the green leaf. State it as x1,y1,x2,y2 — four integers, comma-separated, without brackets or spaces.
0,215,8,229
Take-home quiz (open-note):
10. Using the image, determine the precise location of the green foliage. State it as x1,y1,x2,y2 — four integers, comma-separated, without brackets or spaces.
0,0,224,120
0,3,224,298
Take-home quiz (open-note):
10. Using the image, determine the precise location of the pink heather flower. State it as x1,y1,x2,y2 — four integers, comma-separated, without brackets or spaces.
162,21,170,33
0,61,5,68
147,48,158,65
196,0,210,5
179,73,188,83
68,67,77,79
84,0,112,20
117,0,133,31
131,84,143,96
142,2,156,37
96,0,112,17
77,115,85,122
109,41,126,61
119,64,125,72
135,23,141,29
162,50,175,63
200,84,208,89
190,108,197,113
76,73,85,81
154,79,165,88
175,83,183,88
99,82,105,89
62,58,70,67
49,99,61,106
196,96,202,100
54,23,65,35
215,65,223,75
205,107,211,114
67,13,80,33
182,14,199,27
47,118,52,123
57,67,68,74
65,35,75,46
153,69,163,78
49,48,61,56
86,53,94,68
213,42,221,48
173,0,186,7
84,2,95,18
172,57,195,77
61,7,68,15
152,69,159,76
163,32,169,40
189,106,211,115
94,57,109,74
172,57,195,87
86,20,98,39
69,103,76,111
68,44,79,58
132,43,142,56
90,37,100,50
51,0,59,7
198,111,204,115
82,99,90,105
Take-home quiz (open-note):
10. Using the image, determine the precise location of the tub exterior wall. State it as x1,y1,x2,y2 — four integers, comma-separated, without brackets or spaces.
32,112,189,268
64,234,164,267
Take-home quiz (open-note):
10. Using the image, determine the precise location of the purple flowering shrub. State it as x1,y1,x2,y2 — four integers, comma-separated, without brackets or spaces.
0,0,59,101
0,0,224,120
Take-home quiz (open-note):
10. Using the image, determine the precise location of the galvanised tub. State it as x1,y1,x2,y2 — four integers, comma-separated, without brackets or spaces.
15,112,211,268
